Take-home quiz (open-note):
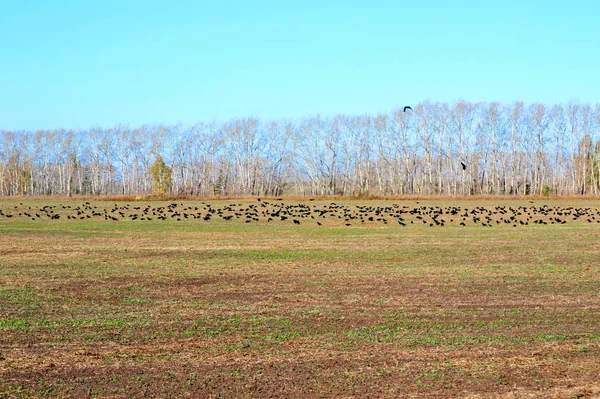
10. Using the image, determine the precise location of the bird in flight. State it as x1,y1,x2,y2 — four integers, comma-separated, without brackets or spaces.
403,106,412,112
460,162,467,170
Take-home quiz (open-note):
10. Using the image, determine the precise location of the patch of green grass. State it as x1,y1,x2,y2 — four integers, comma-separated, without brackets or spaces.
103,320,127,327
0,319,28,328
536,333,567,342
0,287,39,306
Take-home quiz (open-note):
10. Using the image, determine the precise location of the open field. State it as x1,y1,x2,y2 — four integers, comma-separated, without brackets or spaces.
1,198,600,398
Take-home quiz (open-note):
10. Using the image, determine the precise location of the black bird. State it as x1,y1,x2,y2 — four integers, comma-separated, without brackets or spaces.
403,106,412,112
460,162,467,171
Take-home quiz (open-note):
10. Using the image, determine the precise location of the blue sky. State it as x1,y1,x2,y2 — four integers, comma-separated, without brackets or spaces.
1,0,599,130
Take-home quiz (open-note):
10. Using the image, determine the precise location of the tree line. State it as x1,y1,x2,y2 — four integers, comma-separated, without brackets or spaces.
1,100,599,197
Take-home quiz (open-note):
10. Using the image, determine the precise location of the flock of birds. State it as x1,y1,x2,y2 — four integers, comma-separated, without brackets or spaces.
1,200,600,228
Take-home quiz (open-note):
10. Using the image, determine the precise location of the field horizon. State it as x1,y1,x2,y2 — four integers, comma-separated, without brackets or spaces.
2,193,600,202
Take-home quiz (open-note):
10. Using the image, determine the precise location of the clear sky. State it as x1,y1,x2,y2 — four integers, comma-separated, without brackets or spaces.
1,0,599,130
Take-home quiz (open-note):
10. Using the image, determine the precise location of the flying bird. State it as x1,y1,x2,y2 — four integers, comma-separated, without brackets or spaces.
460,162,467,171
403,106,412,112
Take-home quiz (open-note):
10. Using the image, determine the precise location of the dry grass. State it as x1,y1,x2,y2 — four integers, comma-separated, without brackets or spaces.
0,199,599,398
3,193,600,202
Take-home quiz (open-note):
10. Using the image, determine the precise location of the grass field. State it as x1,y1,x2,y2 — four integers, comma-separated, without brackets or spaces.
1,198,600,398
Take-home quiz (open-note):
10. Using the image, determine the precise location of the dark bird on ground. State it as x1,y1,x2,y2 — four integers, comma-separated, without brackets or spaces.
461,162,467,170
403,106,412,112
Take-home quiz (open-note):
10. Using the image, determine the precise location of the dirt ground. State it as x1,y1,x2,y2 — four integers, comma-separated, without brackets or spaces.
1,199,599,398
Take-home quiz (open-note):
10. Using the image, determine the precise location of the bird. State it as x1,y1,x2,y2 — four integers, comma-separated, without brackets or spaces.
460,162,467,171
403,106,412,112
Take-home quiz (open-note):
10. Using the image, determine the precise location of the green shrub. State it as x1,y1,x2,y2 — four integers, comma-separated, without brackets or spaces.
542,186,552,196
